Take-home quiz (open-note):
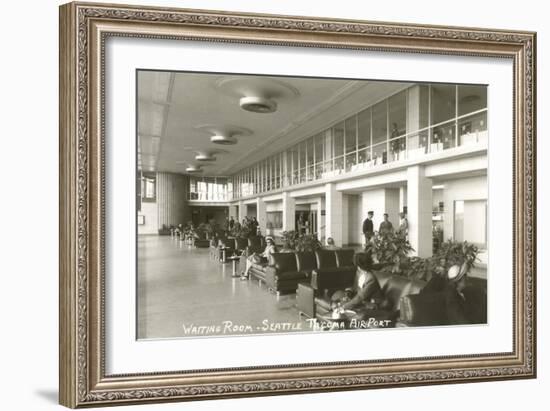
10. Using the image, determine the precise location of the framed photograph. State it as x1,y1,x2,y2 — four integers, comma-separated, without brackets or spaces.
59,1,537,408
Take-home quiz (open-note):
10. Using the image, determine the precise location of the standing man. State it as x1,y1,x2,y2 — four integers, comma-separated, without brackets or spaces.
362,211,374,245
379,213,394,235
251,217,259,235
229,216,235,230
397,212,408,237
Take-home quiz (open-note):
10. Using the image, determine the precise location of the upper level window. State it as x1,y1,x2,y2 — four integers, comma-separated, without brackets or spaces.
431,84,456,125
141,172,156,202
458,85,487,116
372,101,387,145
389,90,407,138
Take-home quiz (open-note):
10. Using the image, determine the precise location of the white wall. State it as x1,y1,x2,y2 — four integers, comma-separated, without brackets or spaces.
433,188,444,209
442,175,488,265
265,202,283,212
137,202,158,234
361,188,400,234
442,175,487,243
347,194,362,245
2,1,547,411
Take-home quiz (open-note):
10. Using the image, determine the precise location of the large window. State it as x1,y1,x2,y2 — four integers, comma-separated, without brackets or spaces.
141,172,156,202
188,176,229,201
357,108,371,150
431,84,456,125
372,101,388,145
389,90,407,138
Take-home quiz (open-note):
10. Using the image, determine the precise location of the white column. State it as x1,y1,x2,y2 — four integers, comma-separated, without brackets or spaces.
256,197,266,235
238,201,246,223
399,186,407,214
229,204,238,220
325,183,343,246
341,194,349,246
407,85,421,133
407,165,432,257
316,197,323,241
282,192,295,231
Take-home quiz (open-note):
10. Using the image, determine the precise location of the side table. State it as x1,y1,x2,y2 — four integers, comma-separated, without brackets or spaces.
226,256,240,277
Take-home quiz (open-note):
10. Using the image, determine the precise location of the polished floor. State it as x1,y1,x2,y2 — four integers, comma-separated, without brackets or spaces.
137,235,308,339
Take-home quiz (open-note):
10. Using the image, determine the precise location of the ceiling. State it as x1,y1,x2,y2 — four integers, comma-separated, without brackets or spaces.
137,71,411,176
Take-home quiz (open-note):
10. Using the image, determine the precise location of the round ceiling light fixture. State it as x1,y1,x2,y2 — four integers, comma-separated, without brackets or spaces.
185,165,202,173
210,134,238,145
195,151,216,161
195,124,253,146
239,96,277,114
215,77,299,115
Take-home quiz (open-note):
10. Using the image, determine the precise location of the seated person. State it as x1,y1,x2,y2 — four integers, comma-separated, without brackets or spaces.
324,237,340,250
334,253,386,312
241,236,277,280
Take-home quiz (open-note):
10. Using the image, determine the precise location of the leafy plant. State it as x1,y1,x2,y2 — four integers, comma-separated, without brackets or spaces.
281,230,299,251
365,231,414,274
365,229,480,281
279,230,322,252
294,234,322,252
403,240,480,281
435,239,480,273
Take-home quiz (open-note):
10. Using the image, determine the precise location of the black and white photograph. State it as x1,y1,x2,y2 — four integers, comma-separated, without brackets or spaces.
136,71,489,339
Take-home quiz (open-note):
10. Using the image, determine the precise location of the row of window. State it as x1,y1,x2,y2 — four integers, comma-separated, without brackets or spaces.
187,83,488,201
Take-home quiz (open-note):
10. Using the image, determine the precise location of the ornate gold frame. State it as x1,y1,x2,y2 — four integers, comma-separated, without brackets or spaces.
59,2,537,408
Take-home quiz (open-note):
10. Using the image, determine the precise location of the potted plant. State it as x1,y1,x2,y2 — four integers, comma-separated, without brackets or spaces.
365,231,414,273
280,230,299,252
403,239,480,281
294,234,322,252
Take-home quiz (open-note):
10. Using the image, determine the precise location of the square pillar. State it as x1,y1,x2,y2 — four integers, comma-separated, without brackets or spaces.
229,204,238,220
325,183,343,246
407,165,432,257
282,192,295,232
316,197,323,241
399,186,408,214
256,197,266,236
407,85,421,133
238,201,246,223
341,194,349,246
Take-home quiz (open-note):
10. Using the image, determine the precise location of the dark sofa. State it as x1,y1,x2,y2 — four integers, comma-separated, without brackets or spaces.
263,249,356,296
297,266,426,327
298,262,488,328
400,282,487,326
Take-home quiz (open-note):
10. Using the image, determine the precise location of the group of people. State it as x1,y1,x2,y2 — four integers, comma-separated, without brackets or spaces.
362,211,409,243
